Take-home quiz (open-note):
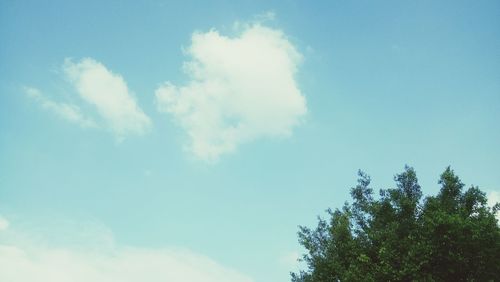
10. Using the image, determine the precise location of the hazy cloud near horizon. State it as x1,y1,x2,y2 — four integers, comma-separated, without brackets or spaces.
0,216,253,282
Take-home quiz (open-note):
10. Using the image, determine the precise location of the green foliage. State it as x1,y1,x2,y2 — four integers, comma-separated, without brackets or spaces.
292,166,500,282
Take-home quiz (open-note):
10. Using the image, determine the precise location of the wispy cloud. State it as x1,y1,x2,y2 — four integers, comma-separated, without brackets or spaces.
26,58,151,139
156,22,307,161
254,11,276,22
63,58,152,138
0,216,253,282
25,87,98,128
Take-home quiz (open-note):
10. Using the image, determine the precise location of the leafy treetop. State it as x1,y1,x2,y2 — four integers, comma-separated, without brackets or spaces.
292,166,500,282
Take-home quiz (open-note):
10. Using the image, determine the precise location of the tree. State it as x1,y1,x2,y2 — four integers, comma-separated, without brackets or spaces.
292,166,500,282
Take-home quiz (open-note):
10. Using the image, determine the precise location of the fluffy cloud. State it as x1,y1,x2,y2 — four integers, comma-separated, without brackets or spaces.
0,218,253,282
25,87,98,128
64,58,151,137
156,23,307,161
27,58,151,139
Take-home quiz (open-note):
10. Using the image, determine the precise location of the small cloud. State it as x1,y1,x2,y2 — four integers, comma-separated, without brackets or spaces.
0,218,253,282
233,11,275,31
254,11,276,22
64,58,152,138
156,23,306,162
0,215,9,231
25,87,98,128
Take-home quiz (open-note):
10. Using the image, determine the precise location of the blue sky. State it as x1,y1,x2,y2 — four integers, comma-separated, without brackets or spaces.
1,1,499,281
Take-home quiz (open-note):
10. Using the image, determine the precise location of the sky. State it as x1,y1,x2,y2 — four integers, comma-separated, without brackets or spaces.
0,0,499,281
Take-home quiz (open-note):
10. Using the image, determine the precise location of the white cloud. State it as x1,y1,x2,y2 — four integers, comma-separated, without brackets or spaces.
64,58,151,138
25,87,98,128
0,219,253,282
254,11,276,22
0,246,253,282
156,23,307,161
26,58,151,139
487,191,500,220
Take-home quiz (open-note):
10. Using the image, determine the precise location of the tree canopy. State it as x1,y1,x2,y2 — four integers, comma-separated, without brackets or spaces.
292,166,500,281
